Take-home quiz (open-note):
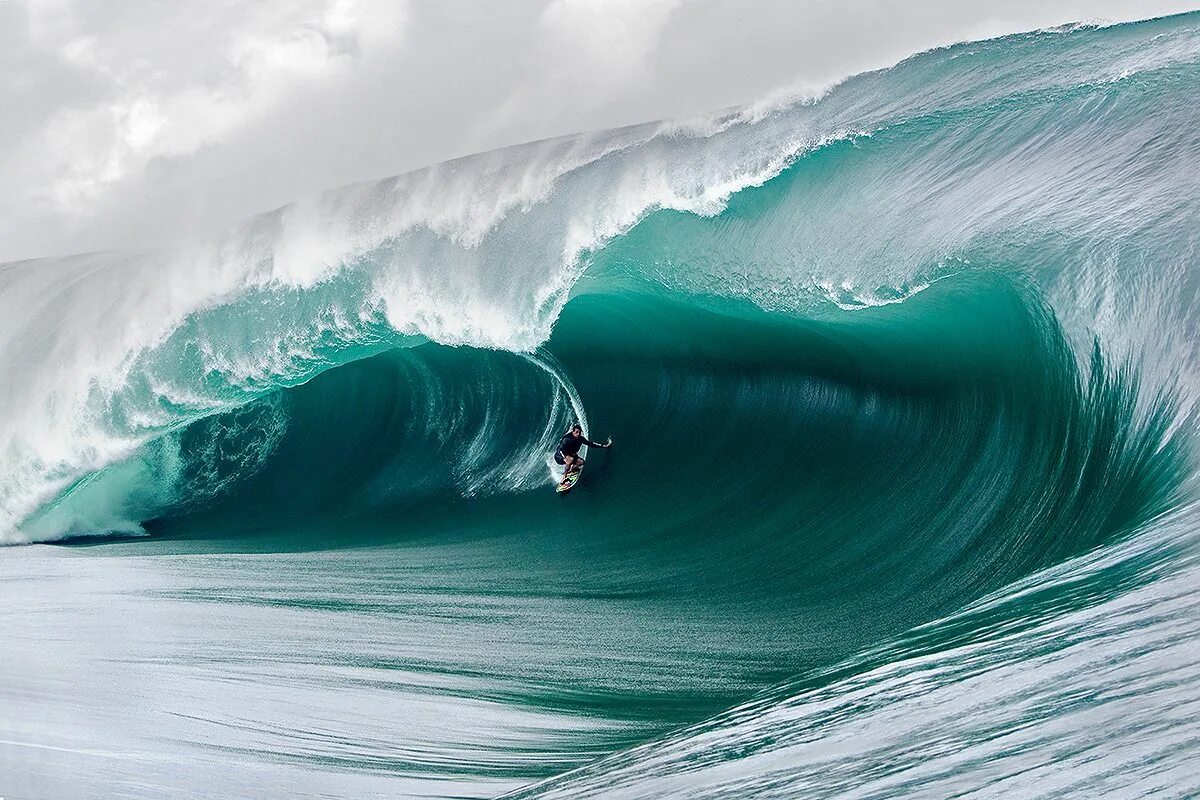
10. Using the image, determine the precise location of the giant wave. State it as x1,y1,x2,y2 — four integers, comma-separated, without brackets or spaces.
4,11,1200,800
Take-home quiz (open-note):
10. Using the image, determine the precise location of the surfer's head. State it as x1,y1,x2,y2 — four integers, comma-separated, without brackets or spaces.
571,423,583,434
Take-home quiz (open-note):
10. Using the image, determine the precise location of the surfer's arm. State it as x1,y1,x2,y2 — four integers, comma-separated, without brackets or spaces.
584,437,612,448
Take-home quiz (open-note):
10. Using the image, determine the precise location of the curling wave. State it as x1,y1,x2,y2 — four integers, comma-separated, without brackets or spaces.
4,11,1200,799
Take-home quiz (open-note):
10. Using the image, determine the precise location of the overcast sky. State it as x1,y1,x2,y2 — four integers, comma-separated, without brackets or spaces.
2,0,1197,261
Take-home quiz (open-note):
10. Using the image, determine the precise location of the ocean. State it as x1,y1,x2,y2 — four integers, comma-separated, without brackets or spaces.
3,12,1200,799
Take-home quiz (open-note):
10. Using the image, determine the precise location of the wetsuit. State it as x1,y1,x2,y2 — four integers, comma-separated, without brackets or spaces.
554,432,601,466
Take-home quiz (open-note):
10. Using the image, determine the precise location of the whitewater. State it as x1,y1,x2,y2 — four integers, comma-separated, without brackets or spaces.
4,11,1200,799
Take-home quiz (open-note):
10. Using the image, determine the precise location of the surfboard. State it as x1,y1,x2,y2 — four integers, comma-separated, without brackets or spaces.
556,468,582,494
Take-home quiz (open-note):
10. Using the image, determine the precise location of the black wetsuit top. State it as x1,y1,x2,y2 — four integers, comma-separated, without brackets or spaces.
557,432,598,457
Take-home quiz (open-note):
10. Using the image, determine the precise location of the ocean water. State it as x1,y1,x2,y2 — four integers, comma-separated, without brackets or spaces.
4,12,1200,799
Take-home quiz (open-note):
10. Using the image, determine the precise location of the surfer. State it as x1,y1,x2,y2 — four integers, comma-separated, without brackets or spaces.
554,424,611,478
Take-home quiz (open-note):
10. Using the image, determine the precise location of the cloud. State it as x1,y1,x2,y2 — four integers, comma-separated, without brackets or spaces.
477,0,687,138
538,0,686,93
12,0,406,215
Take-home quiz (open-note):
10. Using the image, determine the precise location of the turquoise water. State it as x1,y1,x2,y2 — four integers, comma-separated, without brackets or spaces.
4,12,1200,799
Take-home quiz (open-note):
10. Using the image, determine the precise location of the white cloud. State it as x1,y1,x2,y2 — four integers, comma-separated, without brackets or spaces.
11,0,407,214
539,0,687,91
479,0,687,137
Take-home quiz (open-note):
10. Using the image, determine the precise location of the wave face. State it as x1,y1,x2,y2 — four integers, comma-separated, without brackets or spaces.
5,12,1200,800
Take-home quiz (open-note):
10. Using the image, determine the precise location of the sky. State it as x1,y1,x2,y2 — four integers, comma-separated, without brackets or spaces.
2,0,1198,262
